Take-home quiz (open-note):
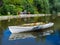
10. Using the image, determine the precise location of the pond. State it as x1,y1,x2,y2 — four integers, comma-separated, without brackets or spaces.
0,16,60,45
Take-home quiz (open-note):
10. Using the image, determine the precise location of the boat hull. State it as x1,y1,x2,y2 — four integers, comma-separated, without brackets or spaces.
8,22,54,33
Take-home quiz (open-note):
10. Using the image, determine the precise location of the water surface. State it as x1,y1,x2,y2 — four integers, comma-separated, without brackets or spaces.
0,16,60,45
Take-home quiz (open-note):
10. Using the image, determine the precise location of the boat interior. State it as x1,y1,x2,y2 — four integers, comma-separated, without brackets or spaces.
22,22,46,26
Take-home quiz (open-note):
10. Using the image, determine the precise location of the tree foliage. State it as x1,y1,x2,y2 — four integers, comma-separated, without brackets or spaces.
0,0,58,15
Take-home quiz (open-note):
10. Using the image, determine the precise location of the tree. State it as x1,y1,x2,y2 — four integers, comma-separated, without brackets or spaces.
1,0,58,15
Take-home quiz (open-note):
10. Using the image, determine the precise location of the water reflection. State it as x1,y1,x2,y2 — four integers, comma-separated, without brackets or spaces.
9,30,54,40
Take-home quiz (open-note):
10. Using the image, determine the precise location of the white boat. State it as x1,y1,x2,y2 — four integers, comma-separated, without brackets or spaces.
8,22,54,33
